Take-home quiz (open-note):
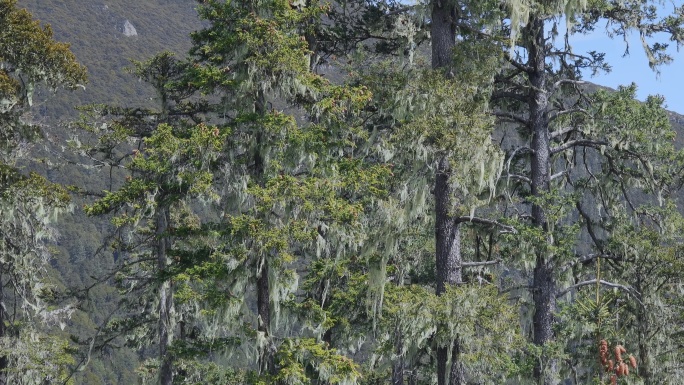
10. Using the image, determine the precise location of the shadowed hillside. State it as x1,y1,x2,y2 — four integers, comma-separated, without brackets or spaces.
19,0,201,118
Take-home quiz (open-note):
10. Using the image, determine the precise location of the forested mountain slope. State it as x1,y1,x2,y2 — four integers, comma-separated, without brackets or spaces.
19,0,201,117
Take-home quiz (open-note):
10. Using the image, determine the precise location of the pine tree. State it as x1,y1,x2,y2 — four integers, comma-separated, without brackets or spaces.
74,52,219,385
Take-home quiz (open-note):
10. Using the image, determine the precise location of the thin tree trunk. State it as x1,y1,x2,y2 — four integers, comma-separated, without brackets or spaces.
254,90,275,375
157,207,174,385
435,156,465,385
435,158,463,295
432,2,465,384
257,258,274,375
634,278,653,384
449,338,465,385
0,266,6,385
527,17,556,385
392,326,404,385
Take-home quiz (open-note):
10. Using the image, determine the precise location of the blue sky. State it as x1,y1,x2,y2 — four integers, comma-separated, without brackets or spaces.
563,8,684,114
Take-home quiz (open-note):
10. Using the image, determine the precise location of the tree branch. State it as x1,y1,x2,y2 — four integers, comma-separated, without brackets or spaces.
549,126,578,139
504,147,534,187
550,170,567,181
552,79,586,91
551,139,608,155
493,111,529,125
556,279,640,301
455,216,517,233
576,202,605,251
503,51,533,73
503,173,532,184
462,259,501,267
560,253,623,274
549,108,589,123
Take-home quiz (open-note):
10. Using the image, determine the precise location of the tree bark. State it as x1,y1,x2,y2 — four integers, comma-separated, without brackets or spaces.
254,90,275,375
256,257,275,374
432,2,465,384
435,156,465,385
449,339,465,385
157,207,174,385
392,325,404,385
634,278,653,384
435,156,462,296
526,17,557,385
431,0,457,72
0,266,6,385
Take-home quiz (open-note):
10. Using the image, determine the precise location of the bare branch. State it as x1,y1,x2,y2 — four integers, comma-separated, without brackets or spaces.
462,259,501,267
503,51,533,73
551,139,608,155
547,50,595,61
507,146,534,159
550,126,578,139
493,111,529,126
557,279,641,304
550,170,567,181
552,79,586,91
503,146,534,188
456,216,517,233
549,108,589,123
576,202,605,251
503,173,532,184
560,253,623,274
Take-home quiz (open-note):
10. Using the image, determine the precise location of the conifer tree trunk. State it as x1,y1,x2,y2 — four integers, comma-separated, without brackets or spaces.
155,72,175,385
634,279,653,384
157,207,174,385
253,91,275,375
392,325,404,385
432,2,465,384
431,0,457,72
257,257,274,374
0,267,6,385
526,17,556,385
435,157,466,385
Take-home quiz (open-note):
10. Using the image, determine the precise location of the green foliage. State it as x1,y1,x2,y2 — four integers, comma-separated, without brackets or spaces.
0,329,76,385
275,338,361,385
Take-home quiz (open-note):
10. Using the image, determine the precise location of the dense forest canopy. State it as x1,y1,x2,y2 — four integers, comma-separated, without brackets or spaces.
2,0,684,384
